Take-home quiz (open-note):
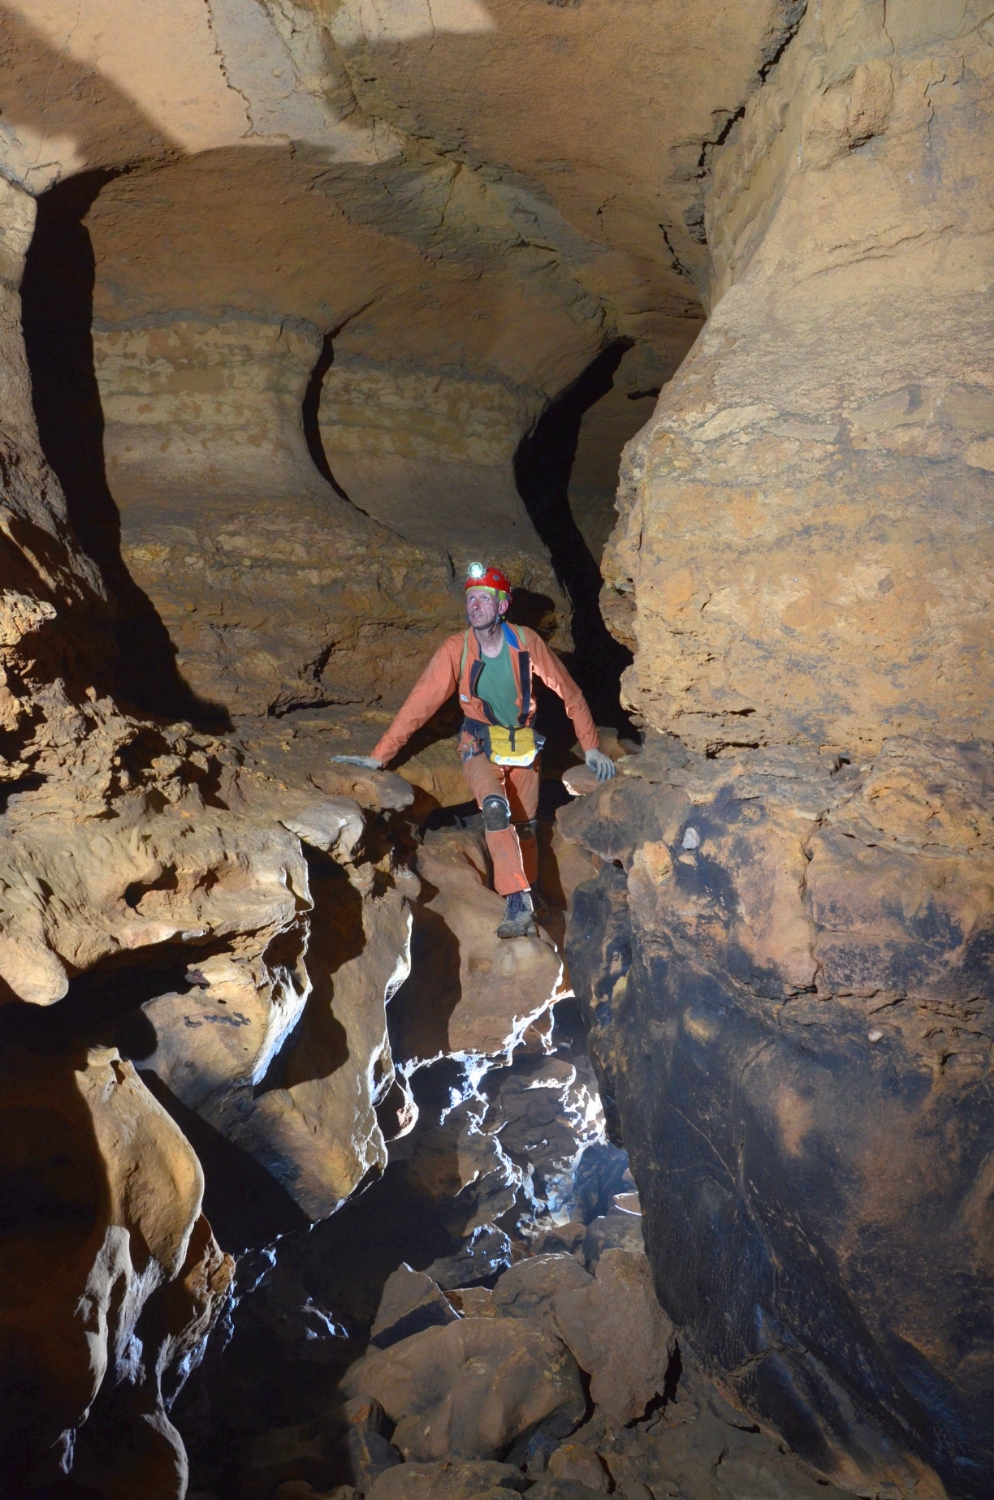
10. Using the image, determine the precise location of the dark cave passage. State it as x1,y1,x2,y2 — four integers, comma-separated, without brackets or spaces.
20,173,232,732
513,344,632,727
169,999,637,1500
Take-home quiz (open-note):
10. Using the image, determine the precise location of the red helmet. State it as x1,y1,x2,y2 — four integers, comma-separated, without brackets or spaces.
464,561,512,597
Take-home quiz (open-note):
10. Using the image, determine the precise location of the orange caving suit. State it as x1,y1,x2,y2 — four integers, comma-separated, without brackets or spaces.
372,625,599,895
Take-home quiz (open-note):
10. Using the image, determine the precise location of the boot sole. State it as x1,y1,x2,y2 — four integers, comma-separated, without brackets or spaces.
496,918,539,940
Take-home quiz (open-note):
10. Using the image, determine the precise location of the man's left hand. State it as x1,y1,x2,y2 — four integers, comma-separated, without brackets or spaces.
331,754,384,770
585,748,616,782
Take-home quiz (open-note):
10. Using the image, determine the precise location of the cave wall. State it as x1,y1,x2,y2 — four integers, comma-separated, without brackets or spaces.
0,172,240,1499
567,3,994,1497
603,0,994,754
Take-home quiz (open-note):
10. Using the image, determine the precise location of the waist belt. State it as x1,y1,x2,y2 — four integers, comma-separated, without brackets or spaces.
463,718,544,767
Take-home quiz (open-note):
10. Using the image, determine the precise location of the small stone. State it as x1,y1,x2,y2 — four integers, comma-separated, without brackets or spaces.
547,1444,611,1491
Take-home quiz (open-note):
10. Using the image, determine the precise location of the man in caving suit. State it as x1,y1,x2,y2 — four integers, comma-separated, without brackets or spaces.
333,561,616,938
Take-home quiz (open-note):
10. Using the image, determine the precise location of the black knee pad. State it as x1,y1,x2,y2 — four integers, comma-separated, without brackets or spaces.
482,794,511,832
515,819,538,842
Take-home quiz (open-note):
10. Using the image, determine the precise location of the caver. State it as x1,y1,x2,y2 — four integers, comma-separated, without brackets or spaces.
334,561,615,938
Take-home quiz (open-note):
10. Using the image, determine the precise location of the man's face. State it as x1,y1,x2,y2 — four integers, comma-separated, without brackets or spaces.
466,588,506,629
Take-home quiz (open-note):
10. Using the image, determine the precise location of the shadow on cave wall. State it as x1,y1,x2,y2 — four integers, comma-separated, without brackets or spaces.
514,341,636,733
19,171,232,733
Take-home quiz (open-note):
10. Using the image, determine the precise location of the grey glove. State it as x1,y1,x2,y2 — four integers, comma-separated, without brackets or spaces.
330,754,384,770
585,748,616,782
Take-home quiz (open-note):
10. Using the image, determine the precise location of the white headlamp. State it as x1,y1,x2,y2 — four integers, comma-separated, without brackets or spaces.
467,561,486,580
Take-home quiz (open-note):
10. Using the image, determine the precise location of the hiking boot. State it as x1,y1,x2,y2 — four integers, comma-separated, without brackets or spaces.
496,889,538,939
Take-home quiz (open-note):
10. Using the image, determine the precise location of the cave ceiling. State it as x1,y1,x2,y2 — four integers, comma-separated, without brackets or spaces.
1,0,800,386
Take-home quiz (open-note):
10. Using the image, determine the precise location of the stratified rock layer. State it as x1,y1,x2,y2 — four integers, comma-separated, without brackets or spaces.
603,0,994,757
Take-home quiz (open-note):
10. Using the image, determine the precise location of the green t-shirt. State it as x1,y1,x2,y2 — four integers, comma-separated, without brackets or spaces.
476,637,519,728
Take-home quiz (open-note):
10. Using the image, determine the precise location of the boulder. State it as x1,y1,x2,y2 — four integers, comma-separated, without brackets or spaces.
370,1264,458,1350
343,1316,586,1463
525,1483,612,1500
553,1250,674,1425
581,1214,644,1268
546,1446,610,1492
444,1287,495,1318
345,1428,402,1495
423,1224,513,1290
492,1255,593,1332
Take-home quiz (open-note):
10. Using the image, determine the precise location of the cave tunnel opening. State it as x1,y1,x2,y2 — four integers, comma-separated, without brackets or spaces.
514,340,653,735
20,172,232,733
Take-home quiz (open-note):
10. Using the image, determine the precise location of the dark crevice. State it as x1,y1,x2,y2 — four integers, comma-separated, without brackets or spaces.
138,1071,311,1251
0,939,229,1058
20,170,232,732
513,341,636,733
302,331,354,504
759,0,808,80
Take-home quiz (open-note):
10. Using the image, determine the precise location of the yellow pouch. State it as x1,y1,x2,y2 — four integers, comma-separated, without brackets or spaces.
483,724,542,766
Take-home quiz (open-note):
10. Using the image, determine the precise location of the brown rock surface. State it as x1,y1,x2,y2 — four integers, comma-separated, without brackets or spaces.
603,0,994,758
0,0,812,730
492,1253,593,1332
0,167,241,1497
368,1457,527,1500
545,1446,610,1493
552,1249,675,1426
2,1,994,1497
370,1264,459,1349
566,737,994,1495
389,825,565,1069
0,1044,232,1496
343,1317,586,1463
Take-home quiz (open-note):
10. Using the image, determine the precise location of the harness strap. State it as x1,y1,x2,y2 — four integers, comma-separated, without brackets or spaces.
460,624,532,728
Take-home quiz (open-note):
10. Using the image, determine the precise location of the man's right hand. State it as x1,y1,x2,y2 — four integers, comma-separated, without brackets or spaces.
330,754,384,770
585,748,616,782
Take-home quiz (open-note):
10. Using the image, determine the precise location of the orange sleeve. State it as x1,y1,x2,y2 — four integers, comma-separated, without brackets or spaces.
371,635,462,765
525,629,599,754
